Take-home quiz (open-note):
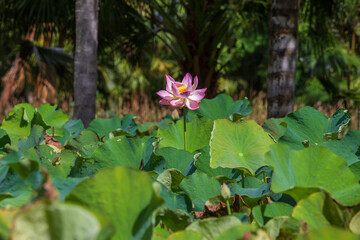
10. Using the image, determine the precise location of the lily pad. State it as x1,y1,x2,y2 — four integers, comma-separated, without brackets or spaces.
210,119,274,174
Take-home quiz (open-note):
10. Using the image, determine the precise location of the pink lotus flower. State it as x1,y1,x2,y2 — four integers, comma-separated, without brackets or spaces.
156,73,207,110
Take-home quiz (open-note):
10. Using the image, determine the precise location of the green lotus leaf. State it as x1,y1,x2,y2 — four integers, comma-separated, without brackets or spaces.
66,166,163,240
0,129,10,148
297,226,359,240
91,136,152,170
152,225,169,240
342,130,360,158
185,216,241,240
88,114,137,138
11,201,100,240
156,207,192,232
229,178,270,208
0,169,33,207
35,103,69,137
52,177,87,201
10,103,36,123
157,168,186,191
263,216,290,240
0,208,17,240
167,231,203,240
266,144,360,206
40,149,76,179
279,107,350,149
156,148,194,176
252,202,293,226
195,146,239,179
210,119,274,174
349,211,360,234
158,183,190,211
17,125,45,152
1,108,31,144
262,118,287,142
214,224,254,240
179,171,221,211
66,129,100,158
320,140,359,166
56,119,84,145
157,117,213,153
193,94,252,121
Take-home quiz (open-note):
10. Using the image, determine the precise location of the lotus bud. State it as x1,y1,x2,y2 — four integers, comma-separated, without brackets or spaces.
172,109,179,120
221,183,231,200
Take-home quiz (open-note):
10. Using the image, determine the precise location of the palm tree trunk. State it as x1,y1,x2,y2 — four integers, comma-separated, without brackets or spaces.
267,0,300,118
73,0,99,127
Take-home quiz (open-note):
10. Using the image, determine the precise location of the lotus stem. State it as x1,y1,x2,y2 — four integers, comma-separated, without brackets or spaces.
263,172,266,183
241,171,245,188
226,199,232,215
183,107,187,151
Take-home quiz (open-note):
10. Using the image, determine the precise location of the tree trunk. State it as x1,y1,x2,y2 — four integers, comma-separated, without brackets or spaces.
267,0,299,118
73,0,99,127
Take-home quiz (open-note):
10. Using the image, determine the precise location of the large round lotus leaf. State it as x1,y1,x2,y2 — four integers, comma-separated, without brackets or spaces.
297,226,359,240
88,115,137,138
36,103,69,137
91,136,152,170
349,211,360,234
179,171,221,211
66,167,163,240
252,202,293,226
157,117,213,153
193,94,251,121
11,201,100,240
278,107,350,149
167,231,203,240
266,144,360,206
186,216,241,240
210,119,274,174
214,224,254,240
